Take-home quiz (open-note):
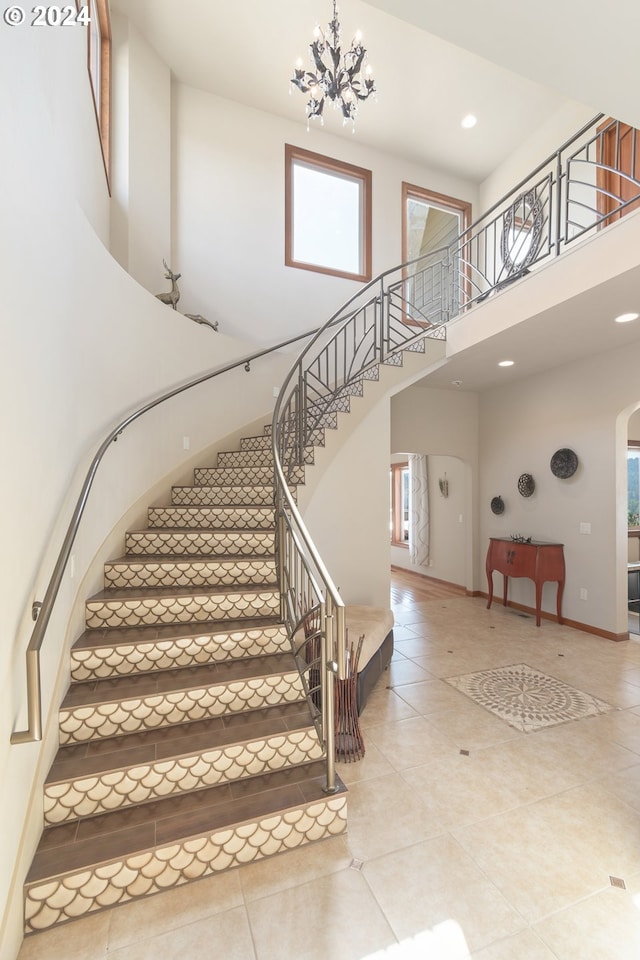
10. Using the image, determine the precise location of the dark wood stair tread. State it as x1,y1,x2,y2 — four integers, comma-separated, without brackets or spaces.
28,763,344,884
62,652,299,708
86,582,279,604
73,616,283,650
47,702,316,783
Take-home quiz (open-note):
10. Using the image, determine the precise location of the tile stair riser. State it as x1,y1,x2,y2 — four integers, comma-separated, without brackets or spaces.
44,727,324,824
70,624,290,681
171,485,275,507
194,465,305,486
216,443,318,469
58,670,306,744
85,589,280,629
124,530,275,557
103,558,277,590
147,506,275,530
24,793,348,933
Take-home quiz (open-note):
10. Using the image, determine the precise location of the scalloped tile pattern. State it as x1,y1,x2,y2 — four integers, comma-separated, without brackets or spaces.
58,669,305,743
71,623,289,680
25,792,347,933
44,726,324,824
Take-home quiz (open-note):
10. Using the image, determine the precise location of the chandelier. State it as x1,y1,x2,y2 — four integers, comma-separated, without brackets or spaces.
291,1,376,127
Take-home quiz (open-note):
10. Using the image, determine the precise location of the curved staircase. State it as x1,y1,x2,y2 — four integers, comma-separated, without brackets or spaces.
24,424,347,935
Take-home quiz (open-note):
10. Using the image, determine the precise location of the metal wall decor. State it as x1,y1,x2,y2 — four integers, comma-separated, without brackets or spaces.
490,496,505,515
550,448,579,479
518,473,535,497
500,189,545,275
291,1,376,126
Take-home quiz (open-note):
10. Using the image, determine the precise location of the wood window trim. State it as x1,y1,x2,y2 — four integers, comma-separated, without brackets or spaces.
285,143,372,282
401,182,472,325
80,0,111,192
390,462,409,548
596,118,640,227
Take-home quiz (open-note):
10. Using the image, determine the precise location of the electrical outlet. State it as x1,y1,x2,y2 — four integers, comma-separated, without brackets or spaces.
579,522,591,534
273,386,280,398
579,587,588,600
183,436,190,451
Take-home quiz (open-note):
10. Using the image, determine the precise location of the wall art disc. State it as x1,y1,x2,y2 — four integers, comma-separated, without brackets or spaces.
490,496,505,515
550,448,578,479
518,473,535,497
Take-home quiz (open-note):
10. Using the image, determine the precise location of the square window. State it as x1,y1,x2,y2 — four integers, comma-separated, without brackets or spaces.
285,144,372,282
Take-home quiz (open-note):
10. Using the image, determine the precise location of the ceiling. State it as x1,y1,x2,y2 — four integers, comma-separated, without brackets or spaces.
110,0,640,391
112,0,577,181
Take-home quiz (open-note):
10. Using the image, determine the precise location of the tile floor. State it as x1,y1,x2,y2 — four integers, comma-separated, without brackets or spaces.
17,587,640,960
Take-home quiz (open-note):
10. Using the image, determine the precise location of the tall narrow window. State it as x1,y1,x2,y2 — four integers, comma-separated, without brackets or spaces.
402,184,471,322
285,144,372,282
81,0,111,187
390,462,410,546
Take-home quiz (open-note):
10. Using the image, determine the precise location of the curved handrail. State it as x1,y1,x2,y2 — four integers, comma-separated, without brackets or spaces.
270,110,640,792
10,328,322,745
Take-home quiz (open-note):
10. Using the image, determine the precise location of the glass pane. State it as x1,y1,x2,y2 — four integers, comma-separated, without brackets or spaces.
292,162,361,274
401,467,409,541
628,448,640,525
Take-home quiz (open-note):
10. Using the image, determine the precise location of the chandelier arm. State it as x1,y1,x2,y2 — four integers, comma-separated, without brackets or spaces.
291,1,375,126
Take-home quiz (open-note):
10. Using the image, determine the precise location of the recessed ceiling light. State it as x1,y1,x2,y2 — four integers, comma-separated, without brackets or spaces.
615,312,639,323
461,114,477,129
451,379,463,386
498,360,514,367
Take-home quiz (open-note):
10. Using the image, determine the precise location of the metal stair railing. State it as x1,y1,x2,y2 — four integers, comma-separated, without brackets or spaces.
15,112,640,764
272,111,640,792
10,331,321,746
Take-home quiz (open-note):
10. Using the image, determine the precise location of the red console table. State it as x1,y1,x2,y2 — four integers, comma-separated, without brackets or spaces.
486,538,565,627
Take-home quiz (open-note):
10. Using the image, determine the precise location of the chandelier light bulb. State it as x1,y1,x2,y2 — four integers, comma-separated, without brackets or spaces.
291,0,377,128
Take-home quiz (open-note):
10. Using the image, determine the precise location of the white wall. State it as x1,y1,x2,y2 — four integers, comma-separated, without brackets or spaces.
390,454,469,587
479,101,596,216
302,398,392,608
478,343,640,635
390,384,479,590
110,14,172,293
172,84,479,343
0,25,292,960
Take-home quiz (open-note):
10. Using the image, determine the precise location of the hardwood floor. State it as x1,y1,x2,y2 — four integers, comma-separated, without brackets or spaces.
390,566,466,605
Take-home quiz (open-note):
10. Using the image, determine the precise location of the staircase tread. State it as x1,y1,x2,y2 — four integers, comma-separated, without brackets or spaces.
47,702,316,783
62,653,299,708
73,616,284,650
126,527,275,536
173,483,275,490
107,554,276,566
28,762,343,883
87,582,279,603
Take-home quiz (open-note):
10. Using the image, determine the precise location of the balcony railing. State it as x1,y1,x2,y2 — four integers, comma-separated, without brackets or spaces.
272,112,640,791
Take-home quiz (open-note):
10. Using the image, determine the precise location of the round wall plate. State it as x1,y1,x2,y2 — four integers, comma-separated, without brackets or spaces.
518,473,535,497
550,448,578,479
491,496,505,515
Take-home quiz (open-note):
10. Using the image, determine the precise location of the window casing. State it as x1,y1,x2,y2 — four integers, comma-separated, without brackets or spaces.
285,144,372,282
390,463,409,547
81,0,111,188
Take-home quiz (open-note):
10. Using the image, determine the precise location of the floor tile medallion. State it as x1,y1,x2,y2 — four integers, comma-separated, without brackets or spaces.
445,663,613,732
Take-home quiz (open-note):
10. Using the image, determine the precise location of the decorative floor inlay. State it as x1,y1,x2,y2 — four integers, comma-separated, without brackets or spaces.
445,663,613,733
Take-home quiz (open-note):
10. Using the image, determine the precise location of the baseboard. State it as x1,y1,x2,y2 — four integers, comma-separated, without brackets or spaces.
477,592,628,642
391,565,466,593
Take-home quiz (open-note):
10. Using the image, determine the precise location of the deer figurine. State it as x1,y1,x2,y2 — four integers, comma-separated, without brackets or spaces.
155,260,181,310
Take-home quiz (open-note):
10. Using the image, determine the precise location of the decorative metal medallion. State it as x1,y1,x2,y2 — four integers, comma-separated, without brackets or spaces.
517,473,535,497
550,447,579,479
445,663,613,733
500,189,545,274
490,496,505,515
